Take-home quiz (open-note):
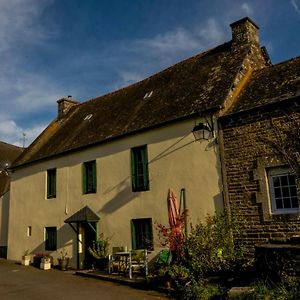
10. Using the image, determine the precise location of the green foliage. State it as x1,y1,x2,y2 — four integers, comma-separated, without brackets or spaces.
182,280,225,300
248,277,300,300
88,233,110,259
184,212,247,277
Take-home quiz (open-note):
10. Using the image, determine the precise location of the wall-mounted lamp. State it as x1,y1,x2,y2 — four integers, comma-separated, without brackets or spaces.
192,123,212,141
0,162,9,176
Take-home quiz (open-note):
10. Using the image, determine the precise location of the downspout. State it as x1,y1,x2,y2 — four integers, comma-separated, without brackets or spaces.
180,188,188,237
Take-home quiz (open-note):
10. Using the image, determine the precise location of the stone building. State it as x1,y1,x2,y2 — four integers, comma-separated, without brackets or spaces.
220,56,300,253
7,16,299,267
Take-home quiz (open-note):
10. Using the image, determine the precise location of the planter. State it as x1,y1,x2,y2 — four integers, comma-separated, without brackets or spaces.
21,255,31,266
40,261,51,270
58,257,69,271
94,257,109,270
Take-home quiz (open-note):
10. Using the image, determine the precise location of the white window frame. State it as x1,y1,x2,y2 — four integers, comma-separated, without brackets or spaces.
268,167,299,215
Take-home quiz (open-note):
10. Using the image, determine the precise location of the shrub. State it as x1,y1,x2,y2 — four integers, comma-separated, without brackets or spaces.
183,212,248,277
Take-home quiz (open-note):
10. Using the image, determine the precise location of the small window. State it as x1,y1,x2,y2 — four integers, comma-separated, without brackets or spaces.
82,160,97,194
131,145,149,192
27,226,32,237
131,218,153,250
268,168,299,214
45,227,57,251
47,169,56,199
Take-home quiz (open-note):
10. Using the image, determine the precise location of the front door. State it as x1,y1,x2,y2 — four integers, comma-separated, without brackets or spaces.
82,222,97,269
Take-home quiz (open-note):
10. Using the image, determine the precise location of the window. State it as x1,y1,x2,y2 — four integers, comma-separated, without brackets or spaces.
131,218,153,250
45,227,57,251
47,168,56,198
82,160,97,194
131,145,149,192
27,226,32,237
268,168,299,214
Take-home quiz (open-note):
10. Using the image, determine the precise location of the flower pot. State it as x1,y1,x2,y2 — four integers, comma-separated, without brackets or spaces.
58,257,69,271
95,257,109,270
40,262,51,270
21,255,31,266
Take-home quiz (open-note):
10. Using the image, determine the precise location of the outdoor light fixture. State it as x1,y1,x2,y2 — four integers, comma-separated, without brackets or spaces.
192,116,215,141
0,162,9,176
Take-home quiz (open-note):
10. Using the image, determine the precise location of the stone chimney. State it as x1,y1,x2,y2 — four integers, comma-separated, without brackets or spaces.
230,17,259,49
57,95,78,118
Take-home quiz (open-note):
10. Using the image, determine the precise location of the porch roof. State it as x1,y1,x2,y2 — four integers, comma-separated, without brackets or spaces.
64,205,100,223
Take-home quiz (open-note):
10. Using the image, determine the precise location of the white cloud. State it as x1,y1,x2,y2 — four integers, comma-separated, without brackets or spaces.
241,3,253,15
291,0,300,16
0,119,46,147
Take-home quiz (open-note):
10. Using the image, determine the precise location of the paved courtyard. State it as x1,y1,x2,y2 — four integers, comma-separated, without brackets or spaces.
0,259,170,300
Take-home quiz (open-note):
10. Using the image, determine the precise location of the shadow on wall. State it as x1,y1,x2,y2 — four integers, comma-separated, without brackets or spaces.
100,181,137,215
30,223,76,267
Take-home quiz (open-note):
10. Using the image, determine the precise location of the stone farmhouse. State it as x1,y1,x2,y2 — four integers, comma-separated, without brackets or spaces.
7,17,299,268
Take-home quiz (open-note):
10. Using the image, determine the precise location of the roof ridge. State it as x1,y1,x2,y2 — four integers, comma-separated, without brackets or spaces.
78,41,232,107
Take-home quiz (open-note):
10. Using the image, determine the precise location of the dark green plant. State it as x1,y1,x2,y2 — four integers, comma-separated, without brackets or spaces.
248,277,300,300
88,233,110,259
184,212,248,277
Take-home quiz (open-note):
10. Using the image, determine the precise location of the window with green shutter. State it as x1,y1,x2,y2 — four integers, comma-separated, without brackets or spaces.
47,168,56,199
131,218,153,250
83,160,97,194
131,145,149,192
45,227,57,251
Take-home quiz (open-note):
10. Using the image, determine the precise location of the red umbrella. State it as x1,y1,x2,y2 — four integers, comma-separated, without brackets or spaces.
167,189,185,253
167,189,180,228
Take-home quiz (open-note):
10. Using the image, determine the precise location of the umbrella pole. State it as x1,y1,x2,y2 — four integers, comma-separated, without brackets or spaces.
180,188,188,237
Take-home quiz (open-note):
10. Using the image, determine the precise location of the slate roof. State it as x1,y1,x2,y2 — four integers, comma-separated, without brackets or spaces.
14,41,250,168
64,206,100,223
0,141,23,196
226,56,300,115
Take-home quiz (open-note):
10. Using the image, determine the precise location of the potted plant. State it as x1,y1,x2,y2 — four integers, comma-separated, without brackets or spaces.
21,249,31,266
58,248,69,271
88,233,111,270
40,254,52,270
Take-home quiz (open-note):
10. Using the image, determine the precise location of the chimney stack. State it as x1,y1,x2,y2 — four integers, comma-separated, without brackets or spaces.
230,17,259,49
57,95,78,118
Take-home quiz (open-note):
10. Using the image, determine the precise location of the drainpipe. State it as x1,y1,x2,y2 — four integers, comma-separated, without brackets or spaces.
180,188,188,237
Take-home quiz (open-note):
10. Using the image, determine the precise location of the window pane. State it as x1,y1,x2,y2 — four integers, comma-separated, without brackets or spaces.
283,198,291,209
290,186,297,197
274,187,282,198
292,197,299,208
280,175,288,186
276,198,283,209
288,175,296,185
282,187,290,198
273,177,280,187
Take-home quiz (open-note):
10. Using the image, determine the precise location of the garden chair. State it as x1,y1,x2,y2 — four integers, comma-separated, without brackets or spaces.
128,249,148,279
155,249,172,267
108,246,125,274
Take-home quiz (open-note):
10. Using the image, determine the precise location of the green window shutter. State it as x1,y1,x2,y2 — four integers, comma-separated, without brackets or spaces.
92,161,97,192
53,169,56,197
82,163,87,194
131,220,137,250
141,147,149,190
131,150,136,191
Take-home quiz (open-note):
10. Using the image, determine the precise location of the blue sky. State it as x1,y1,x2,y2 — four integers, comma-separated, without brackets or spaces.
0,0,300,146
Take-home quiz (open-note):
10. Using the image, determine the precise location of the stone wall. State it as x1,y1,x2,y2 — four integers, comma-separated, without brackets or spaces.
220,99,300,254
